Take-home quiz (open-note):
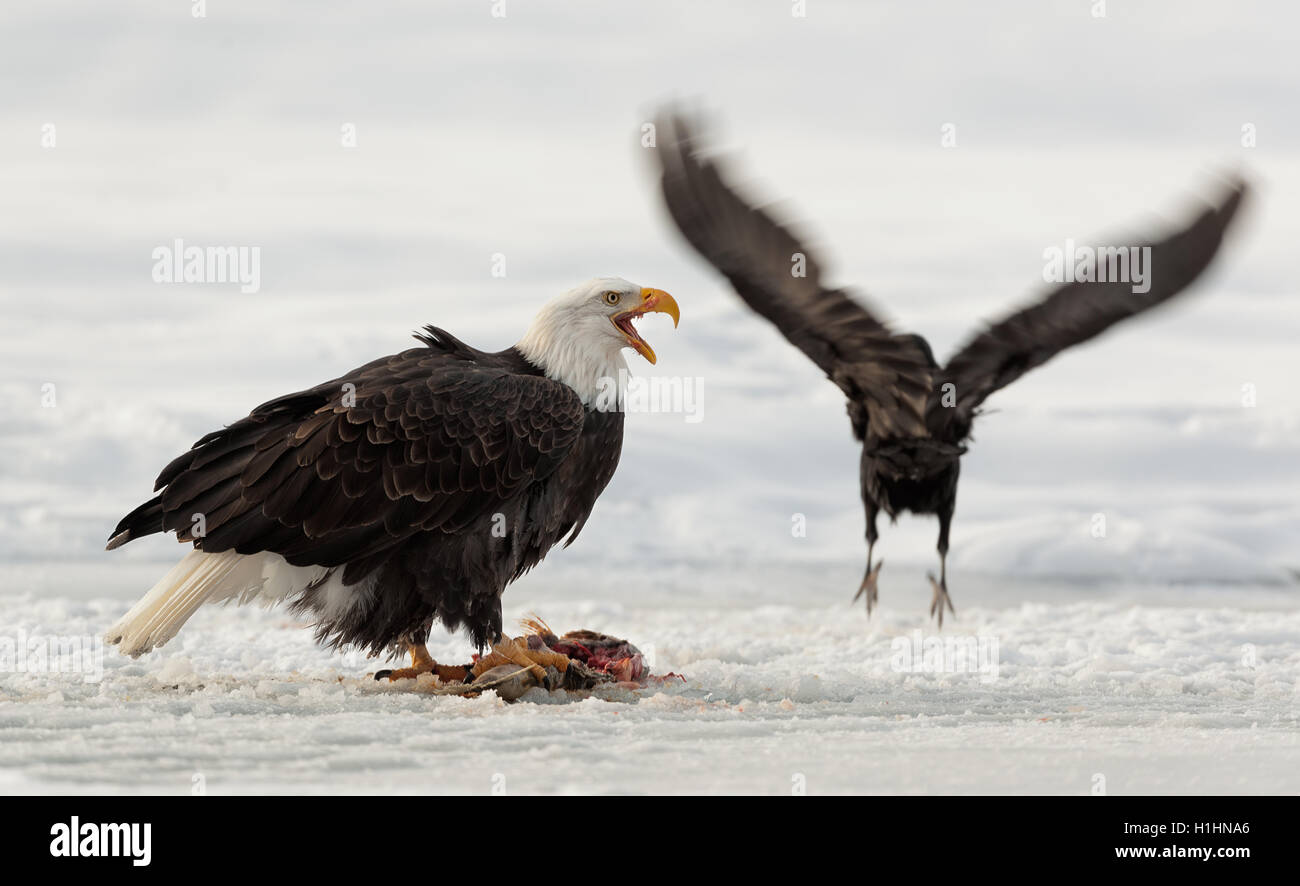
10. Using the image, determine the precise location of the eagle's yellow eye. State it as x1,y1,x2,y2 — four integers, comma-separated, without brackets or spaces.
603,291,621,306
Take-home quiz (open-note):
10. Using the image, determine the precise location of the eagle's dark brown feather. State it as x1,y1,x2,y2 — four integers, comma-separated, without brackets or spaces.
106,331,620,651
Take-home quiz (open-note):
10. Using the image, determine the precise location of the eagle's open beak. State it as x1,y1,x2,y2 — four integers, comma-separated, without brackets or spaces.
613,287,680,365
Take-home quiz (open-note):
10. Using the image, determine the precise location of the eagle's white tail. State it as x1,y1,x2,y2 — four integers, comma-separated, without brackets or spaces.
106,548,379,657
106,550,252,656
106,549,330,657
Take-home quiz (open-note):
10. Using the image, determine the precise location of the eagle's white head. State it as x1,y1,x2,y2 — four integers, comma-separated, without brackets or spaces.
516,277,680,406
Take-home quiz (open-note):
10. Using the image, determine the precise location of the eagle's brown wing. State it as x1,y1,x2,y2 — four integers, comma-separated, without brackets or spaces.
107,344,587,584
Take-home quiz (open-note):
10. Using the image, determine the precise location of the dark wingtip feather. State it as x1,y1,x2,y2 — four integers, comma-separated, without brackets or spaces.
1214,175,1249,226
105,529,131,551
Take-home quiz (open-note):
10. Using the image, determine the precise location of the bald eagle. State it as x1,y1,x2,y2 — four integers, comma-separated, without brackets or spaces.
104,278,679,677
655,112,1246,624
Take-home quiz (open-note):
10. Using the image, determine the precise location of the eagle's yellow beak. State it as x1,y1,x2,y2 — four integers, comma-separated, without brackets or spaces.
612,287,680,365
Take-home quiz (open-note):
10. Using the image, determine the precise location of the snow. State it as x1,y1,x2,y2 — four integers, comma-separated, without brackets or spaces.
2,567,1298,794
2,0,1299,793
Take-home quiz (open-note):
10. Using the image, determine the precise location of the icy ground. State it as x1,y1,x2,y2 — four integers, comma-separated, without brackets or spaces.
2,560,1297,795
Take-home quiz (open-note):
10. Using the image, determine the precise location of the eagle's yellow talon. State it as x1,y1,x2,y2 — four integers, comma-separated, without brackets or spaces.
375,642,470,684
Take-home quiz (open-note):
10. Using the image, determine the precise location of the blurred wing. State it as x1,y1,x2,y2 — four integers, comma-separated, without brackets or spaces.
935,179,1248,439
655,112,932,440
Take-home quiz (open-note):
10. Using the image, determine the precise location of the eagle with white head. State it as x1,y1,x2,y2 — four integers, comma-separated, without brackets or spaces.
105,278,679,680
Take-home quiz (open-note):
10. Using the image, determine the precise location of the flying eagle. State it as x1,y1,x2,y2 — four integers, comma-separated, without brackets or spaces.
654,113,1246,624
104,278,679,677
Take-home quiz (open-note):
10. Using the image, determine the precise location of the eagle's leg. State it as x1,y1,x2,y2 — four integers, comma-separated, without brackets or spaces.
853,504,882,615
927,508,956,627
853,544,883,616
374,642,471,683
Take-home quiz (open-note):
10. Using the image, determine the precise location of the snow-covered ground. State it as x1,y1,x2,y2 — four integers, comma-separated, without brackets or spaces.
2,561,1298,794
2,1,1299,793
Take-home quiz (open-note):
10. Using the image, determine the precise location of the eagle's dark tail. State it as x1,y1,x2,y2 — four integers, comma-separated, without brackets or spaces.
105,415,270,551
105,497,166,550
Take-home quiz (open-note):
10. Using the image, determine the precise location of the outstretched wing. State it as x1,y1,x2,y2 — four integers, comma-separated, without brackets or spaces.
933,179,1248,441
655,112,933,440
107,345,587,584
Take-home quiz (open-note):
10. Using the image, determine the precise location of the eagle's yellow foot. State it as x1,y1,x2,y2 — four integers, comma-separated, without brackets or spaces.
470,634,571,689
374,643,471,683
927,574,956,628
853,559,884,616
